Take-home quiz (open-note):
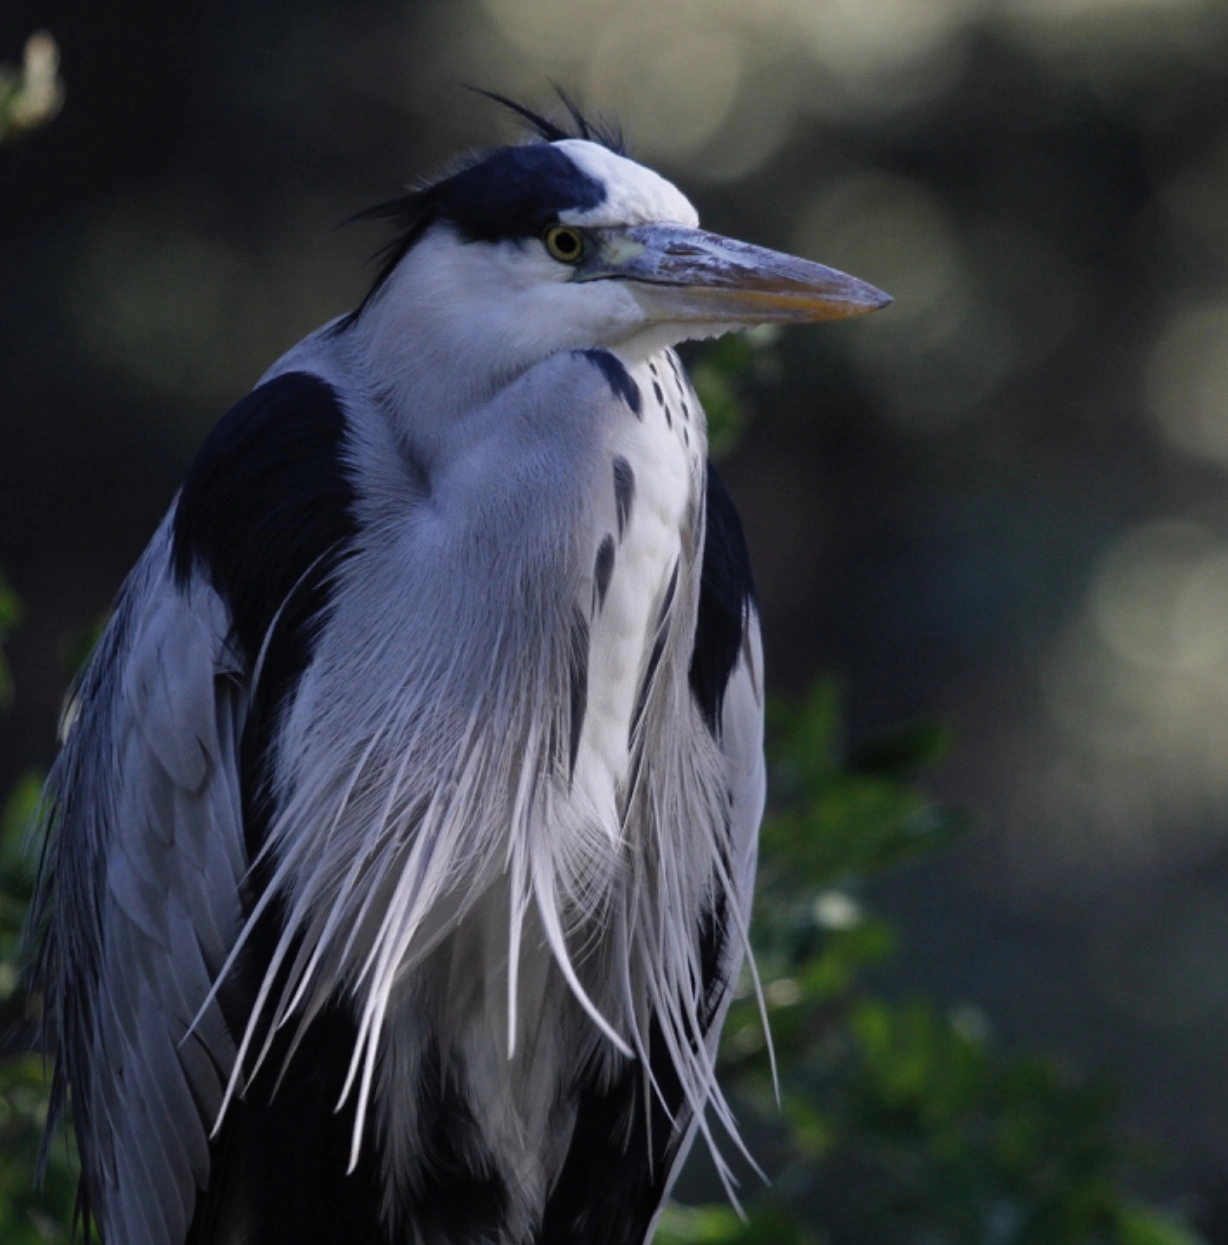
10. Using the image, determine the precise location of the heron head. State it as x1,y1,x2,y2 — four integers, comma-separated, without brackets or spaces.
345,106,890,372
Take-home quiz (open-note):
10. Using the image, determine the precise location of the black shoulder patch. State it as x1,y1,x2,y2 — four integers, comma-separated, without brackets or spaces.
578,349,642,418
171,371,358,853
172,371,358,671
690,465,755,736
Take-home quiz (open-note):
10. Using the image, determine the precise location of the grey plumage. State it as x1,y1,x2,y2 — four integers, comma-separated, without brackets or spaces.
32,530,247,1242
25,102,889,1245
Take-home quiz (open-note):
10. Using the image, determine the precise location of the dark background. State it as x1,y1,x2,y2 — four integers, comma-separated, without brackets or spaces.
6,0,1228,1230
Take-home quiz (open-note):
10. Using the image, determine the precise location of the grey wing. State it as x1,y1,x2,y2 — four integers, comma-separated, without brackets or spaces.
27,517,248,1245
645,476,767,1238
642,607,766,1245
693,460,767,1024
698,599,767,1086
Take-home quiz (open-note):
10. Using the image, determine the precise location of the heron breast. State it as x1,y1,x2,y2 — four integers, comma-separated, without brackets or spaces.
570,350,703,833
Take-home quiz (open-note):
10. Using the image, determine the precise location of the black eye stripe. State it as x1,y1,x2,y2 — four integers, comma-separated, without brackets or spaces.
440,147,606,244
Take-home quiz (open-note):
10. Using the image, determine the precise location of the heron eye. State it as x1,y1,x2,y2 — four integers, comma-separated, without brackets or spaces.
543,225,585,264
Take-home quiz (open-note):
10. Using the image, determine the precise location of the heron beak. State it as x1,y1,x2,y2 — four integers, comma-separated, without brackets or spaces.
583,222,891,326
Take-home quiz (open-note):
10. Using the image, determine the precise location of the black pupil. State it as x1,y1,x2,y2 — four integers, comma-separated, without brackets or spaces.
555,231,579,256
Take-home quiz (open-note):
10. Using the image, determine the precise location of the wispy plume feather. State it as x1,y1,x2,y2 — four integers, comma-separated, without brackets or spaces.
200,453,758,1206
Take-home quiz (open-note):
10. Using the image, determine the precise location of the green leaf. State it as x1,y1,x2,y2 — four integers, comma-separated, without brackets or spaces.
657,1204,821,1245
689,327,781,460
1116,1204,1207,1245
0,1056,77,1243
656,1204,746,1245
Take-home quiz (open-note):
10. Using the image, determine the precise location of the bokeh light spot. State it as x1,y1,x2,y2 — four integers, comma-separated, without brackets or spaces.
1147,302,1228,466
795,172,1014,429
587,19,744,158
1089,519,1221,673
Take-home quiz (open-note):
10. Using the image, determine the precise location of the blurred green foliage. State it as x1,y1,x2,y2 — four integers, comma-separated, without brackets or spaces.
0,569,21,711
659,681,1204,1245
687,326,782,461
0,778,76,1243
658,338,1205,1244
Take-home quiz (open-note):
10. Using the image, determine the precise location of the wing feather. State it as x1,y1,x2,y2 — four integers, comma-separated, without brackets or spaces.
28,520,248,1245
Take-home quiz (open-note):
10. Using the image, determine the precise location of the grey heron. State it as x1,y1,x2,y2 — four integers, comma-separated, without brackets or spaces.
26,97,890,1245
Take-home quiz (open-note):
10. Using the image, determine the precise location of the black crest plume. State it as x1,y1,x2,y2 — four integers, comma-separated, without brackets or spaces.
335,87,626,331
467,85,626,155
